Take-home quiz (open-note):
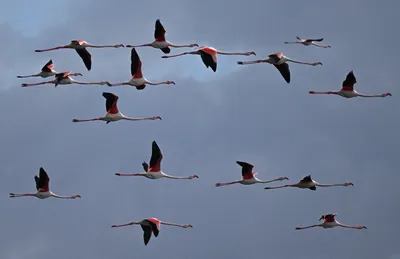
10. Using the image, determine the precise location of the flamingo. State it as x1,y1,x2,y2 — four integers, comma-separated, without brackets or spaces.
264,175,354,191
161,46,256,72
125,19,198,54
107,48,175,90
295,214,367,230
309,71,392,98
284,37,331,48
237,52,322,83
9,167,81,199
21,72,110,87
16,60,82,78
215,161,289,187
111,217,193,246
34,40,124,70
115,140,199,180
72,92,162,124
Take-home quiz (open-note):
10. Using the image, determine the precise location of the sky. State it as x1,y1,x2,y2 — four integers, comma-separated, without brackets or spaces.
0,0,399,259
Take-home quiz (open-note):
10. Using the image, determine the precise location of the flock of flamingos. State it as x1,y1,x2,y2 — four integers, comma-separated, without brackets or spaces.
11,19,391,246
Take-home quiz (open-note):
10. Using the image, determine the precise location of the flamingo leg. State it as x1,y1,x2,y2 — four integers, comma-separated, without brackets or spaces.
126,44,152,48
264,184,295,190
111,222,136,228
21,80,55,87
35,46,66,52
107,82,128,87
237,60,265,65
295,224,322,230
311,42,331,48
115,173,148,176
17,74,39,78
72,118,104,123
9,193,34,198
215,181,240,187
161,51,196,58
309,91,338,95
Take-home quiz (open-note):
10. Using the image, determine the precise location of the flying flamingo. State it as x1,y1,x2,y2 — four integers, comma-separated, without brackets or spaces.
295,214,367,230
284,37,331,48
72,92,162,124
161,46,256,72
215,161,289,187
21,72,110,87
107,48,175,90
237,52,322,83
115,140,199,180
111,217,193,246
309,71,392,98
34,40,124,70
125,19,198,54
9,167,81,199
16,60,82,78
264,175,354,191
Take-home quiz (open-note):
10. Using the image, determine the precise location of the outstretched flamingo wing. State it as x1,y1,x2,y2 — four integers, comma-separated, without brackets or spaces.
308,38,323,42
140,224,153,245
131,48,143,78
41,60,54,72
300,175,312,183
236,161,254,180
341,71,357,91
102,92,119,114
146,218,161,237
148,141,162,172
154,19,166,42
35,167,50,191
54,72,69,86
75,48,92,71
320,213,336,223
273,63,290,83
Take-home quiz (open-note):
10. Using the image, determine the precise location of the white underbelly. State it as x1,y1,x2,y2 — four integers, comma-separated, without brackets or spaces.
152,41,169,48
36,191,51,199
60,78,74,84
241,178,257,185
128,77,146,86
104,112,123,121
322,222,337,228
338,91,358,98
145,171,163,179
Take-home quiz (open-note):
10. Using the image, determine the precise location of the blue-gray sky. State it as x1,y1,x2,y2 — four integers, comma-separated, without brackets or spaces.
1,1,399,259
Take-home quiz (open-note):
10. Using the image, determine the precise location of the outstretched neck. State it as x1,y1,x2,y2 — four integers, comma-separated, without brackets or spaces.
162,172,197,179
217,50,252,55
258,177,286,184
86,44,124,48
115,172,147,176
161,222,186,228
51,193,80,199
285,58,321,66
111,221,140,228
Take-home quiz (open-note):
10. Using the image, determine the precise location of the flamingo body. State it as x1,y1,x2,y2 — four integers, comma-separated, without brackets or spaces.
115,140,199,180
309,71,392,98
9,167,81,199
215,161,288,187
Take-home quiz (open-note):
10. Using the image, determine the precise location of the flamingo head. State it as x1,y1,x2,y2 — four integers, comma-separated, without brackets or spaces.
245,51,256,56
152,116,162,120
182,224,193,228
71,72,83,76
279,176,289,181
166,81,176,85
114,44,125,48
344,182,354,186
215,183,222,187
190,175,199,179
190,43,199,47
73,194,81,199
383,92,392,97
313,62,323,66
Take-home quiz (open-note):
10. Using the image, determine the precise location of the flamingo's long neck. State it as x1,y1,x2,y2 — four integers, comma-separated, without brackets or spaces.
161,222,186,228
35,46,66,52
257,177,285,184
9,193,35,198
51,193,79,199
216,180,240,186
122,116,154,121
285,58,320,66
145,81,168,86
161,172,195,179
116,172,147,176
216,51,250,55
264,184,295,190
315,183,346,187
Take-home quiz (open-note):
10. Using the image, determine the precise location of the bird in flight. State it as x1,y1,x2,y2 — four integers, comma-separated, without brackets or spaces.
161,46,256,72
72,92,162,124
115,140,199,180
215,161,288,187
21,72,109,87
107,48,175,89
9,167,81,199
16,60,82,79
237,52,322,83
295,213,367,230
126,19,198,54
264,175,354,191
34,40,124,70
309,71,392,98
111,217,193,245
284,37,331,48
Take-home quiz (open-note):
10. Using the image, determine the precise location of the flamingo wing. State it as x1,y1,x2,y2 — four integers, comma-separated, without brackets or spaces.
321,214,336,223
41,60,54,72
149,141,162,172
75,48,92,71
146,219,160,237
309,38,323,42
300,175,312,183
154,19,166,41
54,72,68,86
102,92,119,114
236,161,254,179
130,48,143,77
142,162,149,172
273,63,290,83
199,51,217,72
140,225,153,245
341,71,357,91
35,167,50,191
